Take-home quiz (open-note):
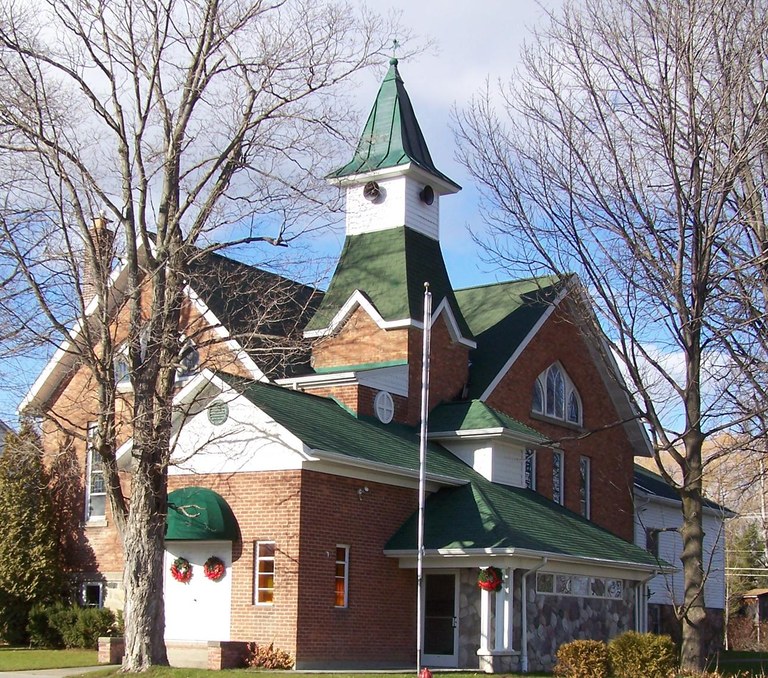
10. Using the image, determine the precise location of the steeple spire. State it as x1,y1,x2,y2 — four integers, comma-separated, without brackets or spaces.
328,60,460,191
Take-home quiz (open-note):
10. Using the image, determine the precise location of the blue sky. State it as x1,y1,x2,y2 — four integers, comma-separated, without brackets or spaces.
0,0,558,425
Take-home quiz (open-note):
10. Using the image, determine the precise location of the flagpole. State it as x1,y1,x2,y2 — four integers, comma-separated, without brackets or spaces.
416,282,432,675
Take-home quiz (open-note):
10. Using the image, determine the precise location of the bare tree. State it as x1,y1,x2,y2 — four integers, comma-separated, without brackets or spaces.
0,0,397,670
455,0,768,669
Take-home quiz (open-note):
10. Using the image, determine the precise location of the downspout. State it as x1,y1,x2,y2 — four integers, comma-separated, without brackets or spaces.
521,558,547,673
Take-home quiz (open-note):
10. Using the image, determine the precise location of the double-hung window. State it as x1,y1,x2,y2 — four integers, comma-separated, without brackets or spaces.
85,422,106,522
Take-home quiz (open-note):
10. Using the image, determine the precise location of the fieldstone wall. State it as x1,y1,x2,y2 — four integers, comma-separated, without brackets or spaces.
458,569,482,668
526,579,634,672
456,568,636,674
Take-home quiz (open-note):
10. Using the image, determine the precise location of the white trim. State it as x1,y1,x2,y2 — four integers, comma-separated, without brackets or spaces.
328,162,461,196
304,288,475,348
334,545,350,608
479,285,569,401
428,426,546,447
276,363,409,398
303,289,415,338
184,285,266,382
385,546,661,577
431,296,476,348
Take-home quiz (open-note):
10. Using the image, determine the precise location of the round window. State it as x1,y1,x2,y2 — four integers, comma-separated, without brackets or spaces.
374,391,394,424
207,400,229,426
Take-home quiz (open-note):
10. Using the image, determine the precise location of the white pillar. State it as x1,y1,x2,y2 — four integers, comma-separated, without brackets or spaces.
503,568,514,650
480,587,491,652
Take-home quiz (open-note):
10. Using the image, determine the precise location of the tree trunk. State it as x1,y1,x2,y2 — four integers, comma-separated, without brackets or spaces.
679,437,707,672
121,452,170,670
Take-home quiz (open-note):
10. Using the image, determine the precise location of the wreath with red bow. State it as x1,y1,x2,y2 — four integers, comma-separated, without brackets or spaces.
170,556,193,583
203,556,226,582
477,566,503,592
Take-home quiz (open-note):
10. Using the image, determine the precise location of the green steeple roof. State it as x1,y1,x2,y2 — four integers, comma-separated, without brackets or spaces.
304,226,472,340
328,59,460,190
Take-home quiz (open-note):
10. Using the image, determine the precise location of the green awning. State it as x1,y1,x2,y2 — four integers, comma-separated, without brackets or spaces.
166,487,239,541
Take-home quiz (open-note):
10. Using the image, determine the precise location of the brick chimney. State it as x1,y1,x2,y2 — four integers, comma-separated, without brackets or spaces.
82,213,115,308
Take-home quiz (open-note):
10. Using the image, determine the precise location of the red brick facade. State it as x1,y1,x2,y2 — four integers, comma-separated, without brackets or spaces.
484,303,636,542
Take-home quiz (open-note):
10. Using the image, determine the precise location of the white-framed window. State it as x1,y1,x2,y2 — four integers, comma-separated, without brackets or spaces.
552,450,564,505
254,541,275,605
524,449,537,490
335,545,349,608
176,336,199,379
536,572,624,599
114,350,130,385
532,363,582,425
85,422,106,522
579,456,591,518
82,582,103,608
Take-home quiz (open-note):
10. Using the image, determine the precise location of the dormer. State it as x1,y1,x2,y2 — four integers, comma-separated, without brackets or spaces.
326,58,460,242
428,400,547,488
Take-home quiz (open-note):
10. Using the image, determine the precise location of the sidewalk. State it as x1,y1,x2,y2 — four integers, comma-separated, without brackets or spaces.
0,667,116,678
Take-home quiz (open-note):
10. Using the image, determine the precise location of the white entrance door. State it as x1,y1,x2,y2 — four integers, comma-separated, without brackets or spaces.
164,542,232,642
422,572,459,667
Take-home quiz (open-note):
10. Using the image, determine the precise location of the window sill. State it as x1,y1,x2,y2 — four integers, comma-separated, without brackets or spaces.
530,411,584,432
85,518,108,528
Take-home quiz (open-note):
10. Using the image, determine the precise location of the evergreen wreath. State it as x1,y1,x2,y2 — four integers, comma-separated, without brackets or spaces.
170,556,193,583
477,566,503,592
203,555,226,582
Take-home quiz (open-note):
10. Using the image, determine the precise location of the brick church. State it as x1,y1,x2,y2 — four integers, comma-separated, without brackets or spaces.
23,59,673,672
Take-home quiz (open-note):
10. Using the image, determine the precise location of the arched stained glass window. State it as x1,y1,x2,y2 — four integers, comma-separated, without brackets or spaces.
532,363,582,425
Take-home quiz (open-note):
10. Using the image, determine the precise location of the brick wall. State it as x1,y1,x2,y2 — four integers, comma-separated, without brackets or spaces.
295,471,417,668
307,308,469,427
312,307,409,370
485,304,636,542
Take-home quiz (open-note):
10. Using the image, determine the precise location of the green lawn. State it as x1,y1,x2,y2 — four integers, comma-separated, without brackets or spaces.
68,672,551,678
0,647,99,671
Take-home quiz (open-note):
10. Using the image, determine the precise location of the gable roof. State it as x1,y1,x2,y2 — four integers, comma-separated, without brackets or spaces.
214,372,657,571
455,276,566,399
21,244,321,412
304,226,472,341
186,250,321,379
327,59,459,191
634,464,730,514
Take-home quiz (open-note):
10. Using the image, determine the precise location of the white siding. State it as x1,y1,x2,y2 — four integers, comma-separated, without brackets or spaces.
357,364,409,397
439,438,526,488
345,175,439,240
634,494,727,609
171,393,308,475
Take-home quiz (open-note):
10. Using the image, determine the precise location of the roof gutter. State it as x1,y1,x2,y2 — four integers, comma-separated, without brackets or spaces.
521,557,547,673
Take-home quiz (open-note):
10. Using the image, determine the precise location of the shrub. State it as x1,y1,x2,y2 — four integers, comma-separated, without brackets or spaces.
27,604,116,649
27,603,65,648
554,639,611,678
245,642,294,670
609,631,677,678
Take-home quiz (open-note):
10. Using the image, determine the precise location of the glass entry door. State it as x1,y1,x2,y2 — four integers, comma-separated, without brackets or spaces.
422,572,459,667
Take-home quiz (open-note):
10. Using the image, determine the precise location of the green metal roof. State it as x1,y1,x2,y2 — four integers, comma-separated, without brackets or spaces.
305,226,472,339
327,59,459,189
216,373,659,569
166,487,239,541
429,400,546,442
455,276,567,399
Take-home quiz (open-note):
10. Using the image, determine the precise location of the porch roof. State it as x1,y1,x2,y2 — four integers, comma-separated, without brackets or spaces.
386,480,660,568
